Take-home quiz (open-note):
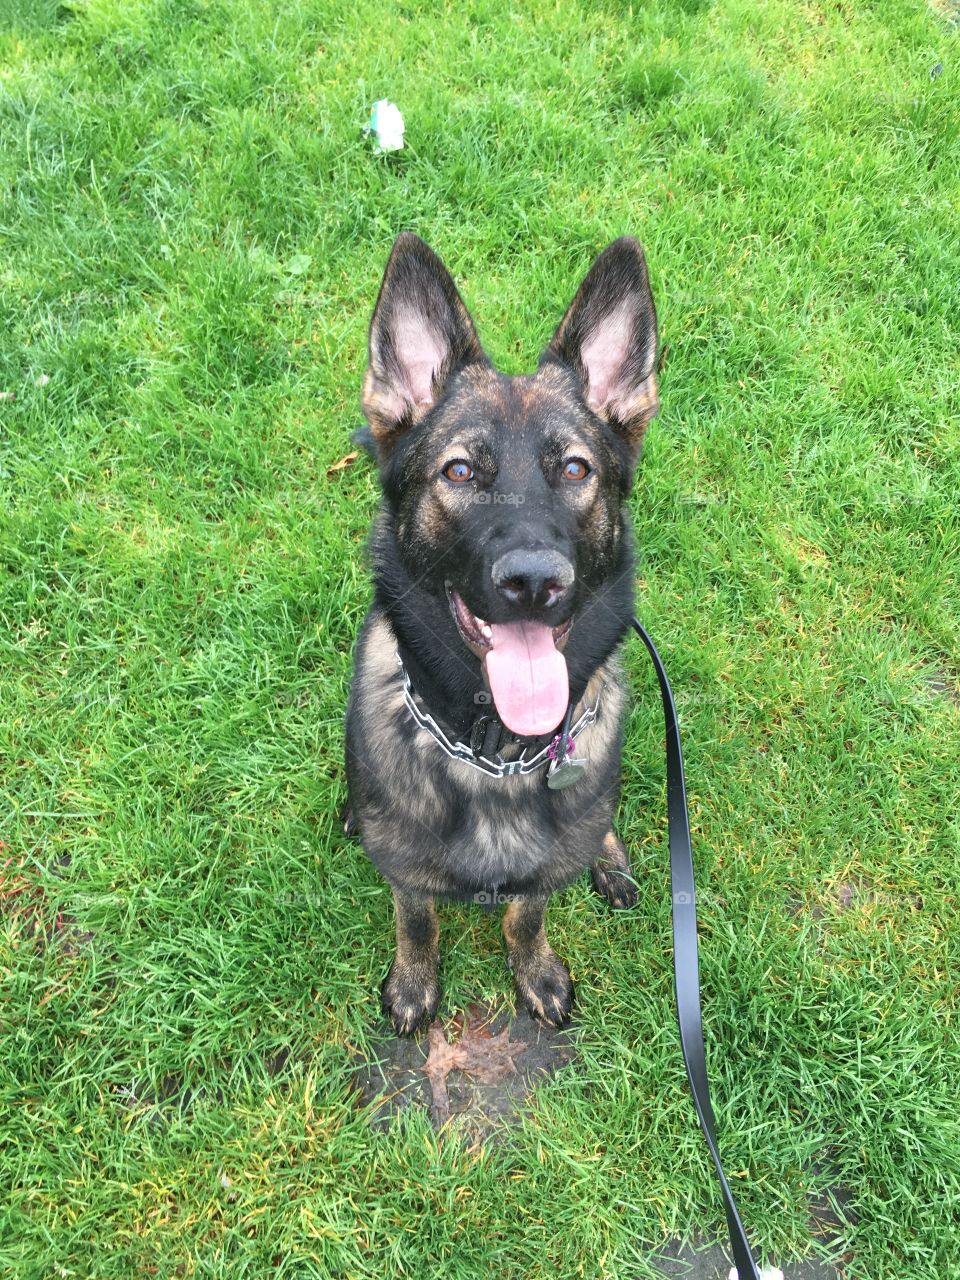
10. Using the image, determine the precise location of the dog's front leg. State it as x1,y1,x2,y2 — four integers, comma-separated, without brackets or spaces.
381,888,441,1036
502,894,574,1027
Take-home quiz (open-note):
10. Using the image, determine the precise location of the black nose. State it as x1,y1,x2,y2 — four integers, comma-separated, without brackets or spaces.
491,549,574,610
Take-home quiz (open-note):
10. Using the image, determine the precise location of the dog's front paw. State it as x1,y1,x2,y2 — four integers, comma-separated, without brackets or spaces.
381,960,440,1036
509,947,574,1028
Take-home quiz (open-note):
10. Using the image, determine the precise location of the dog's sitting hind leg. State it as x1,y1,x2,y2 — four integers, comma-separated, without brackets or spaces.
590,830,639,910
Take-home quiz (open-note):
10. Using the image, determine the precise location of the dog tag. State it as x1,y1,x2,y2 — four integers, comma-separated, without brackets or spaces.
546,756,588,789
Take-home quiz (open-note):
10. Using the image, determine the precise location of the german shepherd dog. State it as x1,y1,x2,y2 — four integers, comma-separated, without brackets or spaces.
345,234,659,1035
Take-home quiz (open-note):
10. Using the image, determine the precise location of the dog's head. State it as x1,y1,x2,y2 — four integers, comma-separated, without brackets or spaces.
361,234,658,737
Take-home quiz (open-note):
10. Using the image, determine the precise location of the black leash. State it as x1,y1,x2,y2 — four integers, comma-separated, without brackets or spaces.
632,617,762,1280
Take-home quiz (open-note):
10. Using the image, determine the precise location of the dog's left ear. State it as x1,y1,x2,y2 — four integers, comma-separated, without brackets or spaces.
543,237,659,454
362,233,488,454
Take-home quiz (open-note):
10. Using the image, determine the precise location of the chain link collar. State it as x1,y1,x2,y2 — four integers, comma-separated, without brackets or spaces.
396,651,600,779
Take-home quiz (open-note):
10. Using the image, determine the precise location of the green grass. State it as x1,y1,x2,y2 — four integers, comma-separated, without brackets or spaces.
2,0,959,1276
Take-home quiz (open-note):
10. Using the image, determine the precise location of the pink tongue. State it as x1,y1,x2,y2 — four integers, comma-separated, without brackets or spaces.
484,621,569,737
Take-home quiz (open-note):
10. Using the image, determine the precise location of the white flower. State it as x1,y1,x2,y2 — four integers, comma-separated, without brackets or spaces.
369,99,405,152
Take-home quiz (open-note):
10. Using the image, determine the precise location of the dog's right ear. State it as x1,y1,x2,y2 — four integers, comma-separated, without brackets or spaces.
362,234,488,453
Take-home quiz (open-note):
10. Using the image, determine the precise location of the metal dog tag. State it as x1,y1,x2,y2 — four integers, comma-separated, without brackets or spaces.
546,755,588,789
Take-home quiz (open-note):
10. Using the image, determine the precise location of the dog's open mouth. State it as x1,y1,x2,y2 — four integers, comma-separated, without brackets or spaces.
446,586,572,738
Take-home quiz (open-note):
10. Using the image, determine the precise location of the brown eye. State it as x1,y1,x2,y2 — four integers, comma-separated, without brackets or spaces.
562,457,591,482
443,459,475,483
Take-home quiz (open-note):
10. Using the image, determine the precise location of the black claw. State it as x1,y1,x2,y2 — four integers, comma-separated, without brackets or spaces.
512,952,575,1027
380,966,440,1036
341,803,359,839
591,864,639,911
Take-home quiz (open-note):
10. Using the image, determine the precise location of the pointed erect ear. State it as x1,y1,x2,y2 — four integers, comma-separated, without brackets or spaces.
362,234,488,451
543,237,659,454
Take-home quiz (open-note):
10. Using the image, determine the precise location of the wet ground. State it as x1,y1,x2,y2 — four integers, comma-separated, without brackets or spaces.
354,1003,846,1279
354,1003,576,1138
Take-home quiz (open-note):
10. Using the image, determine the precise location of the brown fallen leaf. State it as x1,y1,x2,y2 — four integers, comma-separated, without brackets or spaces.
326,451,359,478
421,1007,528,1123
421,1025,462,1123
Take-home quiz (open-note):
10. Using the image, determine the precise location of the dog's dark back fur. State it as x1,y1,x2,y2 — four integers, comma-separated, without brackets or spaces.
345,234,659,1032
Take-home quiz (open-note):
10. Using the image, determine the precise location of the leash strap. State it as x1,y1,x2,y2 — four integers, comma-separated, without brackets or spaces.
632,618,762,1280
